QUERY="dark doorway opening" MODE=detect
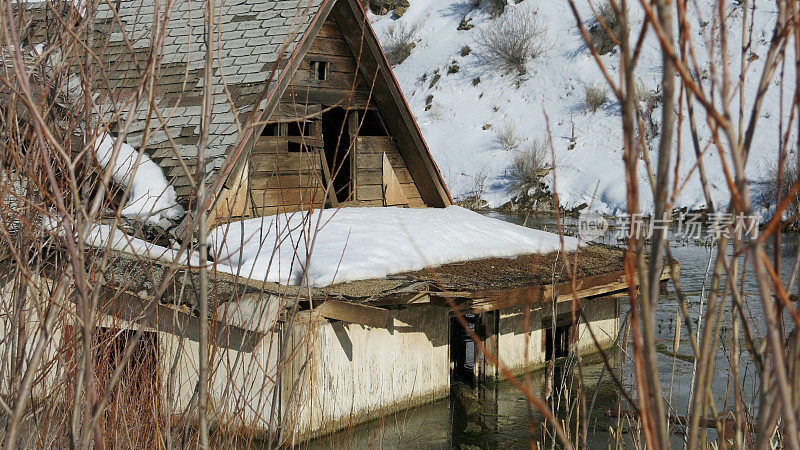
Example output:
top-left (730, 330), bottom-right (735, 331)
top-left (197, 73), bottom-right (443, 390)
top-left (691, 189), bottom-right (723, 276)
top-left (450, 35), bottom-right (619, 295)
top-left (450, 314), bottom-right (478, 383)
top-left (545, 321), bottom-right (571, 361)
top-left (321, 108), bottom-right (352, 204)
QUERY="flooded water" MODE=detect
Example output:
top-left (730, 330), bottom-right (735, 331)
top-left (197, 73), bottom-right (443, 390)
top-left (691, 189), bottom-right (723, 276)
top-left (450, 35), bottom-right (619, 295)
top-left (305, 212), bottom-right (798, 449)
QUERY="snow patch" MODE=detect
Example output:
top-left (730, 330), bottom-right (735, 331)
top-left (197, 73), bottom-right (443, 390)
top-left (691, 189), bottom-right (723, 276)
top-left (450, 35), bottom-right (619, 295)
top-left (208, 206), bottom-right (578, 287)
top-left (93, 133), bottom-right (184, 226)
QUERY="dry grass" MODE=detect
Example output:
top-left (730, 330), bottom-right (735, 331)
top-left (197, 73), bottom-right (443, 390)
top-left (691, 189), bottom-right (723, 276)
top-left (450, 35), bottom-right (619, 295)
top-left (382, 20), bottom-right (420, 66)
top-left (496, 121), bottom-right (522, 151)
top-left (508, 139), bottom-right (547, 199)
top-left (769, 155), bottom-right (800, 218)
top-left (476, 6), bottom-right (549, 75)
top-left (588, 2), bottom-right (624, 55)
top-left (584, 83), bottom-right (608, 112)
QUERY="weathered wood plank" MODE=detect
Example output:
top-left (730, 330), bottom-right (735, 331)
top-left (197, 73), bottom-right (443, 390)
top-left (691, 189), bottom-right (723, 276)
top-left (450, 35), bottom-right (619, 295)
top-left (249, 173), bottom-right (322, 190)
top-left (283, 88), bottom-right (371, 109)
top-left (307, 36), bottom-right (353, 58)
top-left (315, 299), bottom-right (389, 328)
top-left (250, 187), bottom-right (326, 208)
top-left (252, 137), bottom-right (321, 154)
top-left (250, 153), bottom-right (321, 172)
top-left (355, 169), bottom-right (381, 185)
top-left (431, 265), bottom-right (677, 314)
top-left (356, 136), bottom-right (394, 153)
top-left (356, 152), bottom-right (382, 170)
top-left (383, 152), bottom-right (408, 206)
top-left (357, 184), bottom-right (383, 202)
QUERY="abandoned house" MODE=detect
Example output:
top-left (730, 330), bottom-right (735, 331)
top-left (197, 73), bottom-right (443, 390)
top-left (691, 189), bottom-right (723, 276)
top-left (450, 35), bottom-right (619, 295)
top-left (2, 0), bottom-right (677, 444)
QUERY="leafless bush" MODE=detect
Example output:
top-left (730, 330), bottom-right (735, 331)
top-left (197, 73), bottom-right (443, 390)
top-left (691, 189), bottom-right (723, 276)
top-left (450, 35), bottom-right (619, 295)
top-left (635, 79), bottom-right (658, 106)
top-left (588, 1), bottom-right (624, 55)
top-left (584, 83), bottom-right (608, 112)
top-left (768, 155), bottom-right (800, 218)
top-left (496, 121), bottom-right (522, 151)
top-left (382, 20), bottom-right (419, 66)
top-left (457, 169), bottom-right (489, 210)
top-left (486, 0), bottom-right (507, 17)
top-left (508, 139), bottom-right (547, 199)
top-left (476, 6), bottom-right (549, 75)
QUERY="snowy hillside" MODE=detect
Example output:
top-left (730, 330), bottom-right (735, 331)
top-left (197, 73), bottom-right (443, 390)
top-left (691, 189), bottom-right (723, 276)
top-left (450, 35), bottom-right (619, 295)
top-left (368, 0), bottom-right (794, 217)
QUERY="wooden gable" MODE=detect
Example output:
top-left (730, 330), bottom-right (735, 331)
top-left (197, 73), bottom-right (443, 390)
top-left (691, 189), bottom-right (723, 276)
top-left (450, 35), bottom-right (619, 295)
top-left (213, 8), bottom-right (435, 222)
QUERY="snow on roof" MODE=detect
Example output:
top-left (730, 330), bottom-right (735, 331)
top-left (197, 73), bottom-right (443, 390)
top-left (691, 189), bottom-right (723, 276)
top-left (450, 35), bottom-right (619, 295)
top-left (43, 216), bottom-right (197, 264)
top-left (93, 133), bottom-right (184, 226)
top-left (209, 206), bottom-right (579, 287)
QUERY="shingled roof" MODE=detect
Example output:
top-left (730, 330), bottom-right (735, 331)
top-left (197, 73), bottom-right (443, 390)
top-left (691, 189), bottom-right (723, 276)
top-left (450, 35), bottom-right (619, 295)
top-left (5, 0), bottom-right (452, 215)
top-left (94, 0), bottom-right (327, 207)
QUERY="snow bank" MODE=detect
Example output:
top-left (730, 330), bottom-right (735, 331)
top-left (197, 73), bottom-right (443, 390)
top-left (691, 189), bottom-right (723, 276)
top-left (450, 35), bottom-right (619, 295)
top-left (209, 206), bottom-right (579, 287)
top-left (94, 133), bottom-right (184, 225)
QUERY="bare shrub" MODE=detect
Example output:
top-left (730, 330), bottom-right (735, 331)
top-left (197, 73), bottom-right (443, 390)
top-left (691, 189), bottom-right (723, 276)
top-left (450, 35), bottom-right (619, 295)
top-left (635, 79), bottom-right (658, 106)
top-left (584, 83), bottom-right (608, 112)
top-left (486, 0), bottom-right (506, 17)
top-left (457, 169), bottom-right (489, 210)
top-left (382, 20), bottom-right (420, 66)
top-left (496, 121), bottom-right (521, 151)
top-left (769, 155), bottom-right (800, 218)
top-left (508, 139), bottom-right (548, 199)
top-left (476, 6), bottom-right (549, 75)
top-left (588, 2), bottom-right (624, 55)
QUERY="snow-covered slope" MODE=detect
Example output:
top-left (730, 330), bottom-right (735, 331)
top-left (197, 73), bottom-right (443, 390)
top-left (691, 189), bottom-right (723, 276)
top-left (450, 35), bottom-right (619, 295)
top-left (369, 0), bottom-right (794, 217)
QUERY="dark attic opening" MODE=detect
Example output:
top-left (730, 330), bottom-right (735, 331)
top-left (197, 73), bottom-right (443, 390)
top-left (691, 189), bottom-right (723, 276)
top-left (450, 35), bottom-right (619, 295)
top-left (354, 110), bottom-right (388, 136)
top-left (311, 60), bottom-right (328, 81)
top-left (321, 108), bottom-right (352, 204)
top-left (287, 121), bottom-right (313, 153)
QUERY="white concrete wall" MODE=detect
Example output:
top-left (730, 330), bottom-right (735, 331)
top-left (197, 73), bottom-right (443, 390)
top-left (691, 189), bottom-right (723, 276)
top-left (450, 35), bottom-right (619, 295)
top-left (282, 304), bottom-right (451, 442)
top-left (492, 298), bottom-right (619, 378)
top-left (158, 324), bottom-right (281, 435)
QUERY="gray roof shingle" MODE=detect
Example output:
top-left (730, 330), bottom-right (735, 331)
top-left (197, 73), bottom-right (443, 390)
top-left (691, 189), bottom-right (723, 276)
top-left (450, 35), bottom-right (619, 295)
top-left (96, 0), bottom-right (326, 208)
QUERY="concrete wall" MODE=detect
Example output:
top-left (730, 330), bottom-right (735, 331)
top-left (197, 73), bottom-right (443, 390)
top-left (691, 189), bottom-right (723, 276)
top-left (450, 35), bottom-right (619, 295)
top-left (281, 304), bottom-right (450, 442)
top-left (486, 297), bottom-right (619, 379)
top-left (158, 323), bottom-right (281, 435)
top-left (150, 303), bottom-right (450, 443)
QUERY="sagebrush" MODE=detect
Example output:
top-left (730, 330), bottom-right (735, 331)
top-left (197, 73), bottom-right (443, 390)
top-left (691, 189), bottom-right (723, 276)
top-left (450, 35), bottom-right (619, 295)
top-left (585, 83), bottom-right (608, 112)
top-left (588, 2), bottom-right (624, 55)
top-left (476, 6), bottom-right (548, 75)
top-left (382, 20), bottom-right (419, 66)
top-left (508, 139), bottom-right (547, 199)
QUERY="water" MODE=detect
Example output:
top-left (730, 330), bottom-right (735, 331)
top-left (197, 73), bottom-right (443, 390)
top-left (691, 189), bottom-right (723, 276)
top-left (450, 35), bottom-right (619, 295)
top-left (306, 212), bottom-right (798, 449)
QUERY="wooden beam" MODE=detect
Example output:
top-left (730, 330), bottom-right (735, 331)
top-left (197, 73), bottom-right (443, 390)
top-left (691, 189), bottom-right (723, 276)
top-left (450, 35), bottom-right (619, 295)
top-left (432, 264), bottom-right (678, 314)
top-left (315, 299), bottom-right (390, 328)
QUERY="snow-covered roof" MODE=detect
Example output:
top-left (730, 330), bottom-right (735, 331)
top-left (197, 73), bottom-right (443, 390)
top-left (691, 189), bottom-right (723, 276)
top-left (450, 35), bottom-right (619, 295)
top-left (209, 206), bottom-right (579, 287)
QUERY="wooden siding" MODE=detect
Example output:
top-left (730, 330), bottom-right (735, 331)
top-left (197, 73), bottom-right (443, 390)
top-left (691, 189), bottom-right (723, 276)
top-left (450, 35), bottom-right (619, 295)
top-left (221, 14), bottom-right (428, 221)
